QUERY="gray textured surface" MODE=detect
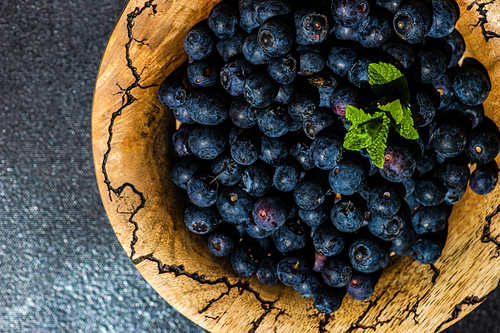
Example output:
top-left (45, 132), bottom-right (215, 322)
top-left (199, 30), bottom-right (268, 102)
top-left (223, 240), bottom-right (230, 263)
top-left (0, 0), bottom-right (499, 332)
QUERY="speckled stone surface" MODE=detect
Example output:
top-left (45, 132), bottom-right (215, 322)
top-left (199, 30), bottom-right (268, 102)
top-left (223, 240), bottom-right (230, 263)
top-left (0, 0), bottom-right (499, 332)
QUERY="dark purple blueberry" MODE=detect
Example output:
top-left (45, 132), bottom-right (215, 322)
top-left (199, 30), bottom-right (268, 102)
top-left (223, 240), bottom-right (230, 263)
top-left (184, 27), bottom-right (215, 60)
top-left (331, 0), bottom-right (370, 28)
top-left (431, 121), bottom-right (467, 158)
top-left (438, 159), bottom-right (470, 190)
top-left (331, 200), bottom-right (364, 233)
top-left (368, 209), bottom-right (407, 241)
top-left (313, 286), bottom-right (342, 313)
top-left (287, 90), bottom-right (317, 121)
top-left (245, 218), bottom-right (273, 239)
top-left (466, 129), bottom-right (500, 165)
top-left (257, 104), bottom-right (291, 137)
top-left (349, 237), bottom-right (388, 273)
top-left (414, 177), bottom-right (447, 206)
top-left (187, 174), bottom-right (218, 207)
top-left (241, 164), bottom-right (273, 197)
top-left (185, 89), bottom-right (228, 125)
top-left (379, 143), bottom-right (416, 182)
top-left (411, 205), bottom-right (448, 235)
top-left (299, 204), bottom-right (328, 227)
top-left (469, 166), bottom-right (498, 195)
top-left (367, 185), bottom-right (402, 218)
top-left (427, 0), bottom-right (457, 38)
top-left (296, 45), bottom-right (326, 76)
top-left (275, 82), bottom-right (296, 104)
top-left (310, 134), bottom-right (343, 170)
top-left (171, 157), bottom-right (200, 189)
top-left (346, 272), bottom-right (375, 300)
top-left (444, 184), bottom-right (467, 205)
top-left (231, 246), bottom-right (260, 277)
top-left (216, 29), bottom-right (247, 62)
top-left (411, 91), bottom-right (437, 128)
top-left (358, 13), bottom-right (393, 49)
top-left (443, 29), bottom-right (465, 68)
top-left (294, 7), bottom-right (329, 45)
top-left (393, 1), bottom-right (431, 44)
top-left (321, 257), bottom-right (352, 288)
top-left (348, 55), bottom-right (378, 89)
top-left (312, 225), bottom-right (345, 257)
top-left (255, 0), bottom-right (292, 25)
top-left (159, 79), bottom-right (187, 109)
top-left (290, 140), bottom-right (315, 170)
top-left (257, 20), bottom-right (293, 57)
top-left (220, 58), bottom-right (254, 96)
top-left (217, 186), bottom-right (254, 224)
top-left (273, 161), bottom-right (302, 192)
top-left (259, 136), bottom-right (288, 167)
top-left (208, 3), bottom-right (238, 39)
top-left (229, 96), bottom-right (258, 129)
top-left (414, 49), bottom-right (447, 84)
top-left (277, 255), bottom-right (310, 286)
top-left (239, 0), bottom-right (260, 33)
top-left (330, 85), bottom-right (362, 116)
top-left (172, 105), bottom-right (195, 124)
top-left (172, 125), bottom-right (193, 157)
top-left (208, 231), bottom-right (235, 257)
top-left (433, 73), bottom-right (455, 110)
top-left (273, 219), bottom-right (308, 253)
top-left (256, 256), bottom-right (279, 286)
top-left (413, 237), bottom-right (442, 264)
top-left (308, 74), bottom-right (339, 108)
top-left (294, 179), bottom-right (326, 210)
top-left (253, 196), bottom-right (288, 231)
top-left (327, 44), bottom-right (358, 77)
top-left (184, 205), bottom-right (219, 234)
top-left (294, 273), bottom-right (321, 298)
top-left (188, 125), bottom-right (226, 160)
top-left (242, 33), bottom-right (272, 65)
top-left (244, 72), bottom-right (279, 108)
top-left (303, 107), bottom-right (336, 139)
top-left (391, 224), bottom-right (417, 256)
top-left (335, 25), bottom-right (359, 41)
top-left (267, 53), bottom-right (298, 84)
top-left (187, 59), bottom-right (218, 88)
top-left (380, 41), bottom-right (416, 72)
top-left (329, 157), bottom-right (366, 194)
top-left (453, 68), bottom-right (491, 106)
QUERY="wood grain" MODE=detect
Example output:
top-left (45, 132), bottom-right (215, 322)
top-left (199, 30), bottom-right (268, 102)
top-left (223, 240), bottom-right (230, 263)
top-left (92, 0), bottom-right (500, 332)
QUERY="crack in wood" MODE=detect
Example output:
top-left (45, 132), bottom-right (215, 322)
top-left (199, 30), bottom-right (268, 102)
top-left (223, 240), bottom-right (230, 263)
top-left (481, 204), bottom-right (500, 256)
top-left (467, 0), bottom-right (500, 41)
top-left (433, 295), bottom-right (487, 332)
top-left (318, 314), bottom-right (331, 333)
top-left (430, 264), bottom-right (440, 284)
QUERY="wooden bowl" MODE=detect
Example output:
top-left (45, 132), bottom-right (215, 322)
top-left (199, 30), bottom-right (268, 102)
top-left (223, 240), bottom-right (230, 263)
top-left (92, 1), bottom-right (500, 332)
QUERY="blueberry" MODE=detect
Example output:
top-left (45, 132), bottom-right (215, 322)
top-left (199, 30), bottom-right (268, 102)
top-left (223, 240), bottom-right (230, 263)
top-left (313, 286), bottom-right (342, 313)
top-left (321, 257), bottom-right (352, 288)
top-left (346, 272), bottom-right (375, 301)
top-left (331, 200), bottom-right (364, 233)
top-left (411, 91), bottom-right (437, 128)
top-left (256, 256), bottom-right (279, 286)
top-left (411, 205), bottom-right (448, 235)
top-left (348, 55), bottom-right (378, 89)
top-left (466, 129), bottom-right (500, 165)
top-left (208, 4), bottom-right (238, 39)
top-left (391, 224), bottom-right (417, 256)
top-left (230, 129), bottom-right (259, 165)
top-left (393, 1), bottom-right (431, 44)
top-left (294, 273), bottom-right (321, 298)
top-left (310, 134), bottom-right (343, 170)
top-left (294, 179), bottom-right (326, 210)
top-left (453, 68), bottom-right (491, 106)
top-left (427, 0), bottom-right (457, 38)
top-left (273, 161), bottom-right (301, 192)
top-left (172, 125), bottom-right (194, 157)
top-left (257, 20), bottom-right (293, 57)
top-left (367, 185), bottom-right (402, 218)
top-left (376, 0), bottom-right (403, 13)
top-left (329, 157), bottom-right (366, 194)
top-left (229, 96), bottom-right (258, 129)
top-left (442, 29), bottom-right (465, 68)
top-left (187, 60), bottom-right (218, 87)
top-left (331, 0), bottom-right (370, 28)
top-left (245, 218), bottom-right (273, 239)
top-left (469, 166), bottom-right (498, 195)
top-left (253, 196), bottom-right (288, 231)
top-left (290, 140), bottom-right (315, 170)
top-left (368, 209), bottom-right (407, 241)
top-left (296, 46), bottom-right (326, 75)
top-left (308, 74), bottom-right (339, 108)
top-left (171, 156), bottom-right (200, 189)
top-left (259, 136), bottom-right (288, 167)
top-left (158, 79), bottom-right (187, 108)
top-left (184, 27), bottom-right (215, 60)
top-left (330, 85), bottom-right (362, 116)
top-left (185, 89), bottom-right (228, 125)
top-left (379, 143), bottom-right (416, 182)
top-left (220, 58), bottom-right (254, 96)
top-left (257, 104), bottom-right (291, 137)
top-left (267, 53), bottom-right (298, 84)
top-left (416, 151), bottom-right (437, 176)
top-left (242, 33), bottom-right (272, 65)
top-left (255, 0), bottom-right (292, 25)
top-left (432, 73), bottom-right (455, 111)
top-left (231, 246), bottom-right (260, 277)
top-left (287, 90), bottom-right (317, 121)
top-left (335, 25), bottom-right (359, 41)
top-left (380, 41), bottom-right (416, 72)
top-left (275, 82), bottom-right (296, 104)
top-left (208, 231), bottom-right (235, 257)
top-left (415, 177), bottom-right (447, 206)
top-left (241, 164), bottom-right (273, 197)
top-left (299, 204), bottom-right (328, 227)
top-left (216, 29), bottom-right (247, 62)
top-left (413, 237), bottom-right (442, 264)
top-left (239, 0), bottom-right (260, 33)
top-left (273, 219), bottom-right (308, 253)
top-left (358, 13), bottom-right (393, 49)
top-left (414, 49), bottom-right (447, 84)
top-left (172, 104), bottom-right (195, 124)
top-left (443, 183), bottom-right (466, 205)
top-left (187, 174), bottom-right (219, 207)
top-left (188, 125), bottom-right (226, 160)
top-left (312, 225), bottom-right (345, 257)
top-left (217, 186), bottom-right (254, 224)
top-left (327, 44), bottom-right (358, 77)
top-left (244, 72), bottom-right (279, 108)
top-left (303, 107), bottom-right (336, 139)
top-left (184, 205), bottom-right (219, 234)
top-left (277, 255), bottom-right (310, 286)
top-left (447, 101), bottom-right (484, 129)
top-left (438, 159), bottom-right (470, 190)
top-left (349, 237), bottom-right (388, 273)
top-left (294, 7), bottom-right (329, 45)
top-left (431, 121), bottom-right (467, 158)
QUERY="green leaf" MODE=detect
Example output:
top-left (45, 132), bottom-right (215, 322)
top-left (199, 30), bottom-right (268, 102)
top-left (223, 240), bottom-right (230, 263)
top-left (378, 99), bottom-right (403, 124)
top-left (366, 115), bottom-right (391, 168)
top-left (393, 105), bottom-right (419, 140)
top-left (343, 125), bottom-right (373, 151)
top-left (368, 62), bottom-right (409, 101)
top-left (345, 105), bottom-right (370, 125)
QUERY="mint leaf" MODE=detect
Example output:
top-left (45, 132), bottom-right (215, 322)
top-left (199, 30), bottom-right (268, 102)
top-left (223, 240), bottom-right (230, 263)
top-left (366, 115), bottom-right (391, 168)
top-left (393, 105), bottom-right (419, 140)
top-left (368, 62), bottom-right (410, 103)
top-left (343, 125), bottom-right (373, 150)
top-left (378, 99), bottom-right (403, 124)
top-left (345, 105), bottom-right (371, 125)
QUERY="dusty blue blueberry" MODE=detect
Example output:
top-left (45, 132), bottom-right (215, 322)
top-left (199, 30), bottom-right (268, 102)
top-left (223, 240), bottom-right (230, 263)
top-left (427, 0), bottom-right (457, 38)
top-left (216, 29), bottom-right (247, 62)
top-left (242, 33), bottom-right (272, 65)
top-left (453, 68), bottom-right (491, 106)
top-left (413, 237), bottom-right (442, 264)
top-left (346, 272), bottom-right (375, 300)
top-left (273, 161), bottom-right (302, 192)
top-left (244, 72), bottom-right (279, 108)
top-left (297, 46), bottom-right (326, 75)
top-left (211, 154), bottom-right (243, 186)
top-left (466, 129), bottom-right (500, 165)
top-left (231, 246), bottom-right (260, 277)
top-left (187, 174), bottom-right (218, 207)
top-left (256, 256), bottom-right (279, 286)
top-left (171, 156), bottom-right (200, 189)
top-left (185, 89), bottom-right (228, 125)
top-left (358, 13), bottom-right (393, 48)
top-left (184, 205), bottom-right (219, 234)
top-left (257, 104), bottom-right (290, 137)
top-left (469, 166), bottom-right (498, 195)
top-left (415, 178), bottom-right (447, 207)
top-left (273, 219), bottom-right (308, 253)
top-left (411, 205), bottom-right (448, 234)
top-left (329, 157), bottom-right (366, 194)
top-left (184, 27), bottom-right (215, 60)
top-left (393, 1), bottom-right (431, 44)
top-left (321, 257), bottom-right (352, 288)
top-left (188, 125), bottom-right (226, 160)
top-left (312, 225), bottom-right (345, 257)
top-left (259, 136), bottom-right (288, 167)
top-left (331, 200), bottom-right (364, 233)
top-left (277, 255), bottom-right (310, 286)
top-left (294, 7), bottom-right (329, 45)
top-left (158, 79), bottom-right (187, 108)
top-left (294, 179), bottom-right (326, 210)
top-left (208, 231), bottom-right (235, 257)
top-left (368, 209), bottom-right (407, 241)
top-left (294, 273), bottom-right (321, 298)
top-left (255, 0), bottom-right (292, 25)
top-left (326, 44), bottom-right (358, 77)
top-left (208, 3), bottom-right (238, 39)
top-left (187, 60), bottom-right (218, 87)
top-left (241, 164), bottom-right (273, 197)
top-left (313, 286), bottom-right (342, 314)
top-left (299, 204), bottom-right (328, 228)
top-left (391, 224), bottom-right (417, 256)
top-left (257, 20), bottom-right (293, 57)
top-left (349, 237), bottom-right (388, 273)
top-left (217, 186), bottom-right (254, 224)
top-left (267, 53), bottom-right (298, 84)
top-left (220, 58), bottom-right (254, 96)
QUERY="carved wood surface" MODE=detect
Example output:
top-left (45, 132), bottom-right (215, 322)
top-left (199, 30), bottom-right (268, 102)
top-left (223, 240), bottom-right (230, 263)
top-left (92, 1), bottom-right (500, 332)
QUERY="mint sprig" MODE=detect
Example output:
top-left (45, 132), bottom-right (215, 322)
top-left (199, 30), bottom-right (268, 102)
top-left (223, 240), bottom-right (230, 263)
top-left (343, 62), bottom-right (419, 168)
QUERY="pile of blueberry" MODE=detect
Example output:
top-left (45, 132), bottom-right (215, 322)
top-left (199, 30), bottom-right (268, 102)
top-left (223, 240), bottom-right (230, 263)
top-left (159, 0), bottom-right (500, 314)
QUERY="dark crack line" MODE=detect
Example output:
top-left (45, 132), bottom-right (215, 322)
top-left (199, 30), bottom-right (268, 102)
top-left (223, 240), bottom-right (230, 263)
top-left (403, 298), bottom-right (420, 325)
top-left (318, 314), bottom-right (331, 333)
top-left (344, 292), bottom-right (386, 333)
top-left (467, 0), bottom-right (500, 41)
top-left (133, 253), bottom-right (286, 332)
top-left (430, 264), bottom-right (440, 284)
top-left (433, 296), bottom-right (487, 332)
top-left (481, 204), bottom-right (500, 256)
top-left (101, 0), bottom-right (158, 260)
